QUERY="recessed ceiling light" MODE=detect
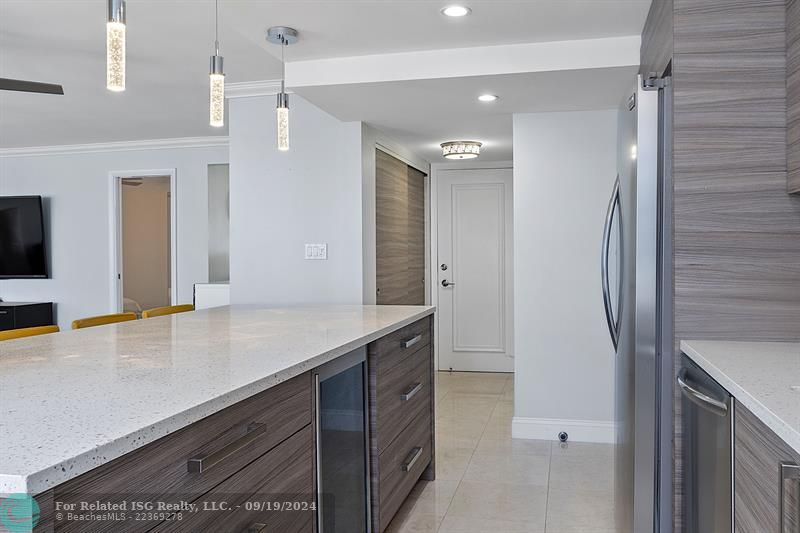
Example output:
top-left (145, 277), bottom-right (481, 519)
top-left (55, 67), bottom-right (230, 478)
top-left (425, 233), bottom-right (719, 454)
top-left (478, 94), bottom-right (499, 102)
top-left (442, 5), bottom-right (472, 17)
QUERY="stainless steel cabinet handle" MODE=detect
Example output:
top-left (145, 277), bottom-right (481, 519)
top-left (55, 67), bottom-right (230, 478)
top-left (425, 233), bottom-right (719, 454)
top-left (402, 446), bottom-right (423, 472)
top-left (601, 176), bottom-right (621, 351)
top-left (401, 382), bottom-right (423, 401)
top-left (187, 422), bottom-right (266, 473)
top-left (780, 462), bottom-right (800, 533)
top-left (676, 369), bottom-right (728, 417)
top-left (402, 334), bottom-right (422, 349)
top-left (245, 524), bottom-right (268, 533)
top-left (441, 279), bottom-right (455, 288)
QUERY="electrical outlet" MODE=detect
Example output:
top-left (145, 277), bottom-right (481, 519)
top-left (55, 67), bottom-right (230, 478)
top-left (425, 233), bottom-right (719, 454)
top-left (305, 243), bottom-right (328, 260)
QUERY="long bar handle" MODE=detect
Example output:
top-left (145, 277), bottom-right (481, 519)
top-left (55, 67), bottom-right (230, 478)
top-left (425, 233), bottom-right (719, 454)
top-left (402, 334), bottom-right (422, 349)
top-left (601, 176), bottom-right (620, 351)
top-left (676, 369), bottom-right (728, 417)
top-left (780, 462), bottom-right (800, 533)
top-left (244, 524), bottom-right (268, 533)
top-left (402, 446), bottom-right (423, 472)
top-left (401, 382), bottom-right (423, 401)
top-left (187, 422), bottom-right (266, 473)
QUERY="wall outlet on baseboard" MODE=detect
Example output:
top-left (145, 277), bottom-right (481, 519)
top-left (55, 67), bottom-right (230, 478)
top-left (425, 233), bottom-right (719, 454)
top-left (305, 243), bottom-right (328, 260)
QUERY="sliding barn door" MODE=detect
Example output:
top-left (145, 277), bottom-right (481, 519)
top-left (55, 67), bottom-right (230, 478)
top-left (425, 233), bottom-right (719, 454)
top-left (376, 149), bottom-right (426, 305)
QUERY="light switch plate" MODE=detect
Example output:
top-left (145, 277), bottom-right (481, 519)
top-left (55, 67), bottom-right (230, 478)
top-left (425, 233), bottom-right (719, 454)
top-left (305, 243), bottom-right (328, 260)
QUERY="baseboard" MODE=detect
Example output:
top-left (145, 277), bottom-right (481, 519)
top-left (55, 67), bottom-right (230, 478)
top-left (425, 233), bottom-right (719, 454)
top-left (511, 416), bottom-right (616, 444)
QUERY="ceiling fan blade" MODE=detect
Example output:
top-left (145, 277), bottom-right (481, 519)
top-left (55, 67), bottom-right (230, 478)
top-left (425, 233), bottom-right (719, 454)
top-left (0, 78), bottom-right (64, 95)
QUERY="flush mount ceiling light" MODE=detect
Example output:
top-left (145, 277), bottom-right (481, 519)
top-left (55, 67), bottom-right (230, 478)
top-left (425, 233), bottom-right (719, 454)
top-left (441, 5), bottom-right (472, 17)
top-left (209, 0), bottom-right (225, 128)
top-left (267, 26), bottom-right (299, 152)
top-left (441, 141), bottom-right (482, 160)
top-left (478, 94), bottom-right (499, 102)
top-left (106, 0), bottom-right (126, 91)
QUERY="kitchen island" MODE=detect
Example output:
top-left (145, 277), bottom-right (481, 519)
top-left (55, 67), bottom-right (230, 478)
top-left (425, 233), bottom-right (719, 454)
top-left (0, 304), bottom-right (435, 532)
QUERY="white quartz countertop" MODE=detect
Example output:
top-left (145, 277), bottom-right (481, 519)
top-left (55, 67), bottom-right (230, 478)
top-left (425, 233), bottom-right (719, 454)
top-left (681, 340), bottom-right (800, 455)
top-left (0, 305), bottom-right (434, 494)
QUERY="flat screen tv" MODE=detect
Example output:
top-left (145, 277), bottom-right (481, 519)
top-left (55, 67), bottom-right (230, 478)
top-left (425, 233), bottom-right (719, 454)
top-left (0, 196), bottom-right (48, 279)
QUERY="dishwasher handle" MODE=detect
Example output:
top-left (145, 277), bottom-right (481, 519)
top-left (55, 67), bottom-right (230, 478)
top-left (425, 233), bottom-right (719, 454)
top-left (677, 368), bottom-right (728, 417)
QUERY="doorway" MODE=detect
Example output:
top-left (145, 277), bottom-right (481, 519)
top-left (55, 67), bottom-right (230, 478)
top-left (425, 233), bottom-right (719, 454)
top-left (375, 148), bottom-right (427, 305)
top-left (110, 170), bottom-right (177, 315)
top-left (435, 167), bottom-right (514, 372)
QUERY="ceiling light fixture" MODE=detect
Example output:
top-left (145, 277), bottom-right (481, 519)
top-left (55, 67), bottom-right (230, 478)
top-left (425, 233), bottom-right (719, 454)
top-left (442, 5), bottom-right (472, 17)
top-left (441, 141), bottom-right (482, 160)
top-left (267, 26), bottom-right (299, 152)
top-left (478, 94), bottom-right (499, 102)
top-left (209, 0), bottom-right (225, 127)
top-left (106, 0), bottom-right (126, 91)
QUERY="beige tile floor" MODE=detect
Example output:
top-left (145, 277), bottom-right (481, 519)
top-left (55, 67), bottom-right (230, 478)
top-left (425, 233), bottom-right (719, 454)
top-left (386, 371), bottom-right (617, 533)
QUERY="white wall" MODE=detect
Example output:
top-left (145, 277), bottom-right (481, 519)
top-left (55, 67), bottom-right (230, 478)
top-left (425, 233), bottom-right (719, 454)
top-left (0, 144), bottom-right (228, 329)
top-left (207, 163), bottom-right (230, 283)
top-left (228, 95), bottom-right (364, 305)
top-left (512, 109), bottom-right (618, 443)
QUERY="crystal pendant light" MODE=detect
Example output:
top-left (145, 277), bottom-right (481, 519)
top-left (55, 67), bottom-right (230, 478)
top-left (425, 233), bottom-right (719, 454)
top-left (209, 0), bottom-right (225, 127)
top-left (267, 27), bottom-right (298, 152)
top-left (106, 0), bottom-right (126, 92)
top-left (441, 141), bottom-right (482, 160)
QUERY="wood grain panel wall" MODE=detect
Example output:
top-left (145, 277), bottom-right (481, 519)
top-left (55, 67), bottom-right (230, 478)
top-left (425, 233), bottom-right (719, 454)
top-left (642, 0), bottom-right (800, 530)
top-left (788, 0), bottom-right (800, 192)
top-left (673, 0), bottom-right (800, 531)
top-left (375, 149), bottom-right (426, 305)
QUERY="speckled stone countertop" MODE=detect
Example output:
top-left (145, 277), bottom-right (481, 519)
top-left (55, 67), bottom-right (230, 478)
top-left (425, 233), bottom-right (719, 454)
top-left (681, 340), bottom-right (800, 454)
top-left (0, 305), bottom-right (434, 494)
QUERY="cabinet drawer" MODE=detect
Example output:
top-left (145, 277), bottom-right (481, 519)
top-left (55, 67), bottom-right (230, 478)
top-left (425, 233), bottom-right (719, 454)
top-left (153, 425), bottom-right (315, 533)
top-left (50, 373), bottom-right (312, 533)
top-left (376, 345), bottom-right (431, 453)
top-left (372, 318), bottom-right (431, 380)
top-left (378, 412), bottom-right (432, 532)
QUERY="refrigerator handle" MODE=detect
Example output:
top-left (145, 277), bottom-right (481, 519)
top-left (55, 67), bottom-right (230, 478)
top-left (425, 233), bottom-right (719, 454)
top-left (601, 176), bottom-right (621, 350)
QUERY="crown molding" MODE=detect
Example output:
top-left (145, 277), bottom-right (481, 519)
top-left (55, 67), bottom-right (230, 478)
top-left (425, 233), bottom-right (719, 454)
top-left (0, 136), bottom-right (229, 158)
top-left (226, 79), bottom-right (287, 99)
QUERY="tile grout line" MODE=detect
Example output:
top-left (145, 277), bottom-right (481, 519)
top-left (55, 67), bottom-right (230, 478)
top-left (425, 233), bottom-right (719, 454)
top-left (543, 440), bottom-right (554, 533)
top-left (435, 376), bottom-right (503, 532)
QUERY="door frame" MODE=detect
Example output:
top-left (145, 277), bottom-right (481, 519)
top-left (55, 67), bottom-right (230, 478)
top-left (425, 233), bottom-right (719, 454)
top-left (430, 160), bottom-right (513, 373)
top-left (108, 169), bottom-right (178, 313)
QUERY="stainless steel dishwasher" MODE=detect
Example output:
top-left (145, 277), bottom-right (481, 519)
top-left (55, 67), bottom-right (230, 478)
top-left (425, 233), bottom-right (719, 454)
top-left (679, 354), bottom-right (733, 533)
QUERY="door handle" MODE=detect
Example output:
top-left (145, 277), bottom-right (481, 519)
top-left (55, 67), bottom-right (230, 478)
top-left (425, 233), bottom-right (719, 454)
top-left (402, 334), bottom-right (422, 349)
top-left (601, 176), bottom-right (621, 350)
top-left (676, 369), bottom-right (728, 417)
top-left (780, 462), bottom-right (800, 533)
top-left (244, 524), bottom-right (268, 533)
top-left (441, 280), bottom-right (455, 288)
top-left (401, 382), bottom-right (423, 401)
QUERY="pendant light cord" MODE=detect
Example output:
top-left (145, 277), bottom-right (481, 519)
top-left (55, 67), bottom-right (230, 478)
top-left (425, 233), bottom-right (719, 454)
top-left (281, 36), bottom-right (286, 93)
top-left (214, 0), bottom-right (220, 55)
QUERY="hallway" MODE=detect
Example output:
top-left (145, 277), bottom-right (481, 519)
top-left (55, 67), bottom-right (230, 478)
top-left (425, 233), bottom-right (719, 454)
top-left (387, 372), bottom-right (617, 533)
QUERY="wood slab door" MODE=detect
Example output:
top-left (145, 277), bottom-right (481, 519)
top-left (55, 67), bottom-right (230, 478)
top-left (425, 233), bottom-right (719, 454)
top-left (376, 149), bottom-right (426, 305)
top-left (436, 168), bottom-right (514, 372)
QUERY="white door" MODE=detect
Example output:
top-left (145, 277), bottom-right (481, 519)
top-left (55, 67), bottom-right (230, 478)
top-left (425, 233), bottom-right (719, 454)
top-left (437, 168), bottom-right (514, 372)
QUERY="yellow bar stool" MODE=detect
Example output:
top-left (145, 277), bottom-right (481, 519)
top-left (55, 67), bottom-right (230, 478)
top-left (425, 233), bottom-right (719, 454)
top-left (142, 304), bottom-right (195, 319)
top-left (0, 325), bottom-right (60, 341)
top-left (72, 312), bottom-right (138, 330)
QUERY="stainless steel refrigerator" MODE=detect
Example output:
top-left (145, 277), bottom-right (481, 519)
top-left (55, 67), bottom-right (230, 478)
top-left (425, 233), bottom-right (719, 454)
top-left (601, 73), bottom-right (673, 533)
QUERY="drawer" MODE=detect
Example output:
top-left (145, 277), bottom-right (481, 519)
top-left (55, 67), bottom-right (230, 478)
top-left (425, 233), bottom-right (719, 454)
top-left (371, 318), bottom-right (431, 380)
top-left (153, 425), bottom-right (315, 533)
top-left (50, 373), bottom-right (312, 533)
top-left (376, 345), bottom-right (431, 453)
top-left (378, 412), bottom-right (432, 532)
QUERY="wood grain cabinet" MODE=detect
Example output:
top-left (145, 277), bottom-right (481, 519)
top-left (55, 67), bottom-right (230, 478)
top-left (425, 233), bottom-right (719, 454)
top-left (368, 316), bottom-right (435, 533)
top-left (34, 373), bottom-right (315, 533)
top-left (789, 0), bottom-right (800, 193)
top-left (735, 401), bottom-right (800, 533)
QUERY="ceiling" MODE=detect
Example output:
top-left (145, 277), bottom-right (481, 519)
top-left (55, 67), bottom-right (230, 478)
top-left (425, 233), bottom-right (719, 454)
top-left (297, 66), bottom-right (639, 162)
top-left (0, 1), bottom-right (651, 150)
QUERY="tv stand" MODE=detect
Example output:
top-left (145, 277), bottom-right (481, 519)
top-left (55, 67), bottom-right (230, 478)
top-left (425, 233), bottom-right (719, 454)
top-left (0, 302), bottom-right (54, 331)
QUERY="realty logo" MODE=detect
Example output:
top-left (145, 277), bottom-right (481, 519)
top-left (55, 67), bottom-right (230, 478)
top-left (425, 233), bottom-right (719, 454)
top-left (0, 493), bottom-right (40, 533)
